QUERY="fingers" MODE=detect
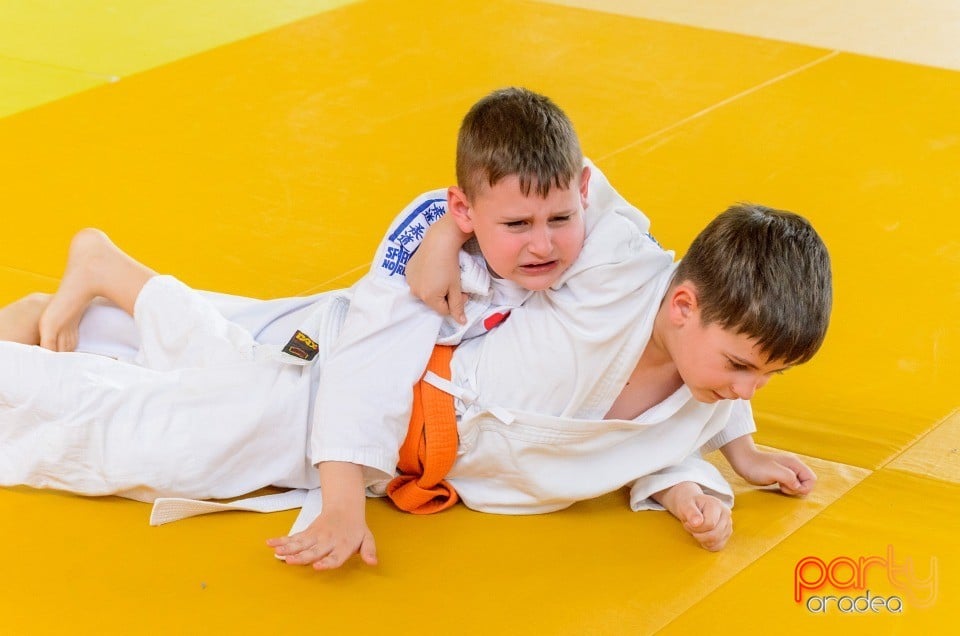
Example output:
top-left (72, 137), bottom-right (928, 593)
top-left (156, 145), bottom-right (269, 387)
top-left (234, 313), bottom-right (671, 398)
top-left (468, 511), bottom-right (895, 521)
top-left (794, 465), bottom-right (817, 495)
top-left (266, 528), bottom-right (378, 570)
top-left (690, 511), bottom-right (733, 551)
top-left (447, 290), bottom-right (467, 325)
top-left (680, 499), bottom-right (705, 530)
top-left (770, 455), bottom-right (817, 496)
top-left (267, 531), bottom-right (333, 566)
top-left (416, 290), bottom-right (467, 324)
top-left (683, 496), bottom-right (732, 551)
top-left (358, 530), bottom-right (378, 566)
top-left (780, 456), bottom-right (817, 495)
top-left (419, 292), bottom-right (450, 317)
top-left (767, 462), bottom-right (803, 494)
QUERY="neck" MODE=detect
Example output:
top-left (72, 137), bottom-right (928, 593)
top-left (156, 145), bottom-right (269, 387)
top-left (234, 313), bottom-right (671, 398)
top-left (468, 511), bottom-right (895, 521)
top-left (642, 301), bottom-right (674, 368)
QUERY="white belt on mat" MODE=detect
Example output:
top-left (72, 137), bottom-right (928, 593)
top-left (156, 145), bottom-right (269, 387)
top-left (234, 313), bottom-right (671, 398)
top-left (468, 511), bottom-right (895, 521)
top-left (149, 487), bottom-right (322, 534)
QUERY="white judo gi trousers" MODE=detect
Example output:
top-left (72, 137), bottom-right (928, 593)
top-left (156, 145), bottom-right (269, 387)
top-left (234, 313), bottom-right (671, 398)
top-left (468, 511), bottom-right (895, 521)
top-left (0, 276), bottom-right (320, 502)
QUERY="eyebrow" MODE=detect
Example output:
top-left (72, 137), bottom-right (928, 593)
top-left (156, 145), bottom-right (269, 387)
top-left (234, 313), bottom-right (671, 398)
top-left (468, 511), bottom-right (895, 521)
top-left (728, 354), bottom-right (791, 374)
top-left (499, 209), bottom-right (577, 221)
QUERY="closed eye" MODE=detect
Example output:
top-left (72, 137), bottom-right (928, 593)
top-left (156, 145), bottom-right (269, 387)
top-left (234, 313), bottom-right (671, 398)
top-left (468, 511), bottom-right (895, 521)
top-left (726, 359), bottom-right (750, 372)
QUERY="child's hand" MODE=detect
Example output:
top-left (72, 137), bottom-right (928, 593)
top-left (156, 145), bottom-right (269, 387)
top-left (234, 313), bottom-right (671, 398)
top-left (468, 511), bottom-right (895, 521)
top-left (266, 508), bottom-right (378, 570)
top-left (654, 481), bottom-right (732, 551)
top-left (736, 450), bottom-right (817, 496)
top-left (406, 214), bottom-right (470, 324)
top-left (720, 435), bottom-right (816, 496)
top-left (675, 491), bottom-right (733, 552)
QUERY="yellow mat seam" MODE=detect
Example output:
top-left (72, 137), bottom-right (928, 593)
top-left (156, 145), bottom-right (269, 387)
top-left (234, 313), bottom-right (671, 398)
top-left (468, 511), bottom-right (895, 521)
top-left (876, 407), bottom-right (959, 471)
top-left (597, 49), bottom-right (841, 163)
top-left (0, 265), bottom-right (58, 284)
top-left (0, 54), bottom-right (119, 83)
top-left (296, 262), bottom-right (370, 295)
top-left (655, 448), bottom-right (873, 633)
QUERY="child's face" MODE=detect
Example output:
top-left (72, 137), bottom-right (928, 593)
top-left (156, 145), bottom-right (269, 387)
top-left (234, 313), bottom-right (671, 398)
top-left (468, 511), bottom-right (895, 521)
top-left (451, 167), bottom-right (589, 291)
top-left (673, 319), bottom-right (791, 404)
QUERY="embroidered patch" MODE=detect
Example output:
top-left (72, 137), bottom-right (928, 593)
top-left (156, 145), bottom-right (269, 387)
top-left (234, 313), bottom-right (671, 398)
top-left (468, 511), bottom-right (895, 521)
top-left (379, 196), bottom-right (447, 278)
top-left (281, 330), bottom-right (320, 361)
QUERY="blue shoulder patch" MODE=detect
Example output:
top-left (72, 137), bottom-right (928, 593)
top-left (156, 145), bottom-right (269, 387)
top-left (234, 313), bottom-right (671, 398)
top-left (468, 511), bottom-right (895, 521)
top-left (379, 197), bottom-right (447, 277)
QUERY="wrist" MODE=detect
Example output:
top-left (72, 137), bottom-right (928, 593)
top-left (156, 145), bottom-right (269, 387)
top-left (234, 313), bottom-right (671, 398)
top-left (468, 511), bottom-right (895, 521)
top-left (720, 435), bottom-right (758, 472)
top-left (654, 481), bottom-right (703, 513)
top-left (435, 213), bottom-right (472, 246)
top-left (318, 461), bottom-right (366, 513)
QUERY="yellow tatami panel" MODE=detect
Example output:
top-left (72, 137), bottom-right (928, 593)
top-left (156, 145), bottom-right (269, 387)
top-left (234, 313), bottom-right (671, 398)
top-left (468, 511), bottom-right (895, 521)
top-left (660, 469), bottom-right (959, 632)
top-left (888, 410), bottom-right (960, 483)
top-left (0, 57), bottom-right (104, 118)
top-left (593, 52), bottom-right (960, 469)
top-left (0, 0), bottom-right (830, 299)
top-left (0, 1), bottom-right (357, 115)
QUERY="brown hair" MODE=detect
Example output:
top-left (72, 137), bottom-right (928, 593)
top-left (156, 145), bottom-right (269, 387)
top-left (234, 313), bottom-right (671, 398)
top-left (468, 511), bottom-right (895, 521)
top-left (674, 203), bottom-right (833, 365)
top-left (456, 87), bottom-right (582, 199)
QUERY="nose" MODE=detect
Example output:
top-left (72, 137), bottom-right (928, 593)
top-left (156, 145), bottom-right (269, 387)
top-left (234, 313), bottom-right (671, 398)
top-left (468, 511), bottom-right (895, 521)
top-left (731, 375), bottom-right (768, 400)
top-left (527, 225), bottom-right (552, 258)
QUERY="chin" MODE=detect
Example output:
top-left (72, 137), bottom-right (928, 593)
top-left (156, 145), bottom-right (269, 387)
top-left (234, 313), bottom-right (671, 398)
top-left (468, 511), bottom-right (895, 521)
top-left (521, 279), bottom-right (555, 291)
top-left (693, 389), bottom-right (721, 404)
top-left (510, 272), bottom-right (559, 291)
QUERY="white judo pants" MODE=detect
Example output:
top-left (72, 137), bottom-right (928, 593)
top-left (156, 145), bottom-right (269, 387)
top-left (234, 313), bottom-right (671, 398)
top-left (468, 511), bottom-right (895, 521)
top-left (75, 287), bottom-right (324, 361)
top-left (0, 276), bottom-right (320, 502)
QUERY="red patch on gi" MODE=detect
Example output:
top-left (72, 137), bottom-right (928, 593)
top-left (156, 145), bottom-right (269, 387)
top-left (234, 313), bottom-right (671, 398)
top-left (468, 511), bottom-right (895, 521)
top-left (483, 311), bottom-right (511, 331)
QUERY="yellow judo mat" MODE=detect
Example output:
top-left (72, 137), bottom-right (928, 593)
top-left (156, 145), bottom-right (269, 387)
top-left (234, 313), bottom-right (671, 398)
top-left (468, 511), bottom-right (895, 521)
top-left (1, 1), bottom-right (957, 633)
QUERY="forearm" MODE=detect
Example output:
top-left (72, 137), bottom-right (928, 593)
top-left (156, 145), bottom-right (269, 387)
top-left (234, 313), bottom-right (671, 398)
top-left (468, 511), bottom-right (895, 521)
top-left (405, 212), bottom-right (473, 320)
top-left (426, 212), bottom-right (472, 248)
top-left (318, 461), bottom-right (367, 516)
top-left (719, 433), bottom-right (760, 473)
top-left (406, 212), bottom-right (472, 287)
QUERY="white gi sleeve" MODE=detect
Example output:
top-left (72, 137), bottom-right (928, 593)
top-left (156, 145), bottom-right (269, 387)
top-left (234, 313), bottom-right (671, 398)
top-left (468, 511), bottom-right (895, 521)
top-left (699, 399), bottom-right (757, 454)
top-left (550, 161), bottom-right (672, 329)
top-left (627, 454), bottom-right (735, 511)
top-left (309, 190), bottom-right (448, 486)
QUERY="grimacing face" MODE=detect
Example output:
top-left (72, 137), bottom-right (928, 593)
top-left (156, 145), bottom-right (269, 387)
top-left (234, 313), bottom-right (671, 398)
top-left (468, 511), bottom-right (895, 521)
top-left (452, 167), bottom-right (590, 291)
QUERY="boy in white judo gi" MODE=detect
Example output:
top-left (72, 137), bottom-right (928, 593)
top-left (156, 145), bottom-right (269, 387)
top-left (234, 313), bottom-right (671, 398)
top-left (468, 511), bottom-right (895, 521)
top-left (0, 88), bottom-right (827, 569)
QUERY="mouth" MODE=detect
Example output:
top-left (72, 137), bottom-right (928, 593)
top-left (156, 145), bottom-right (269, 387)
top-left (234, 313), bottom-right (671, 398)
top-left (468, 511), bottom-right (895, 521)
top-left (711, 391), bottom-right (727, 401)
top-left (519, 260), bottom-right (558, 274)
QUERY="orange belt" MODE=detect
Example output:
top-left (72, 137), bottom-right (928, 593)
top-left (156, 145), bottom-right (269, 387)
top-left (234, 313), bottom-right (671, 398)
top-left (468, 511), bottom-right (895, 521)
top-left (385, 345), bottom-right (460, 514)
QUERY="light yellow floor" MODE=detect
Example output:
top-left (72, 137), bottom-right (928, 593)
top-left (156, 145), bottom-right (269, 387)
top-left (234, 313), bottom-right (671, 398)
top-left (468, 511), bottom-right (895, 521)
top-left (0, 1), bottom-right (957, 633)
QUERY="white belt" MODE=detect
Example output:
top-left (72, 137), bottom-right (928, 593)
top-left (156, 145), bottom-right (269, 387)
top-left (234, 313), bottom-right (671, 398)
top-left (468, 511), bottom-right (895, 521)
top-left (150, 487), bottom-right (323, 541)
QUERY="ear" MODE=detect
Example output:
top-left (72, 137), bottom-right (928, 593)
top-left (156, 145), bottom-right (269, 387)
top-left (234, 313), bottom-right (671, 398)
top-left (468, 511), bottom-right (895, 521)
top-left (578, 165), bottom-right (591, 208)
top-left (667, 282), bottom-right (700, 327)
top-left (446, 186), bottom-right (475, 234)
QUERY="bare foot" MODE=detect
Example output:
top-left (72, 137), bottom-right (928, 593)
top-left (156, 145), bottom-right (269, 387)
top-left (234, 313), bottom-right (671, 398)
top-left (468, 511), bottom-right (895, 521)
top-left (0, 293), bottom-right (52, 345)
top-left (38, 229), bottom-right (114, 351)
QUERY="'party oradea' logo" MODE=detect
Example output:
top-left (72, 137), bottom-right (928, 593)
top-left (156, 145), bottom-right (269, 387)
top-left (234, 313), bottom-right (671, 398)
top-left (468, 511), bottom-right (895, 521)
top-left (794, 545), bottom-right (938, 614)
